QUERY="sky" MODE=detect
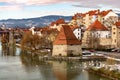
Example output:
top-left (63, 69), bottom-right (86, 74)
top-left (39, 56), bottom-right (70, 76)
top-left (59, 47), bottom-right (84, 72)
top-left (0, 0), bottom-right (120, 19)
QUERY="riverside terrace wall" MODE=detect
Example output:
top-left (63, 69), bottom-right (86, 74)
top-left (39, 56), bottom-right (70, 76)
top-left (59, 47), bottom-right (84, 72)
top-left (40, 56), bottom-right (107, 62)
top-left (52, 45), bottom-right (82, 57)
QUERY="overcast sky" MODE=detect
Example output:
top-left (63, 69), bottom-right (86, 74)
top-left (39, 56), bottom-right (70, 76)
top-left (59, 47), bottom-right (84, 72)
top-left (0, 0), bottom-right (119, 19)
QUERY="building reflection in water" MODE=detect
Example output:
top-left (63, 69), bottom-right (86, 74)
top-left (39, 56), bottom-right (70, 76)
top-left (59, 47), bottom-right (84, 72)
top-left (52, 61), bottom-right (83, 80)
top-left (20, 50), bottom-right (84, 80)
top-left (1, 43), bottom-right (16, 56)
top-left (20, 50), bottom-right (56, 80)
top-left (20, 50), bottom-right (109, 80)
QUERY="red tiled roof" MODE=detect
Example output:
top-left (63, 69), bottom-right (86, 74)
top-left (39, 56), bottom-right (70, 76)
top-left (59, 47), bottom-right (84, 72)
top-left (87, 10), bottom-right (100, 16)
top-left (86, 20), bottom-right (108, 31)
top-left (70, 26), bottom-right (79, 30)
top-left (53, 25), bottom-right (81, 45)
top-left (50, 22), bottom-right (56, 26)
top-left (100, 10), bottom-right (112, 16)
top-left (72, 10), bottom-right (112, 19)
top-left (72, 13), bottom-right (86, 20)
top-left (50, 18), bottom-right (65, 26)
top-left (115, 22), bottom-right (120, 29)
top-left (116, 22), bottom-right (120, 26)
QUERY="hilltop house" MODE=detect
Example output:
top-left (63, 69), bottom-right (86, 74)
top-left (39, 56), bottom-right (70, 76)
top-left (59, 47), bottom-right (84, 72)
top-left (71, 10), bottom-right (118, 30)
top-left (52, 25), bottom-right (82, 57)
top-left (50, 18), bottom-right (66, 31)
top-left (82, 20), bottom-right (111, 49)
top-left (104, 11), bottom-right (118, 30)
top-left (111, 21), bottom-right (120, 48)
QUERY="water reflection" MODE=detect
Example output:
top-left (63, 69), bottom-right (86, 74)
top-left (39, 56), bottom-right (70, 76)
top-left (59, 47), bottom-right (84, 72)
top-left (0, 42), bottom-right (109, 80)
top-left (19, 50), bottom-right (109, 80)
top-left (1, 43), bottom-right (16, 56)
top-left (52, 61), bottom-right (82, 80)
top-left (20, 50), bottom-right (40, 71)
top-left (20, 50), bottom-right (56, 80)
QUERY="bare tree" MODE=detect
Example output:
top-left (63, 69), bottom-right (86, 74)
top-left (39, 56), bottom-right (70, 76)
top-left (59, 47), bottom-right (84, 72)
top-left (21, 31), bottom-right (44, 53)
top-left (87, 31), bottom-right (100, 49)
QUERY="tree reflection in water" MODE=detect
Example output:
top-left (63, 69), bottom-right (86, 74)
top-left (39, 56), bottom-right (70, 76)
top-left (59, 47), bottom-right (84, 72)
top-left (19, 50), bottom-right (109, 80)
top-left (20, 50), bottom-right (83, 80)
top-left (20, 50), bottom-right (40, 71)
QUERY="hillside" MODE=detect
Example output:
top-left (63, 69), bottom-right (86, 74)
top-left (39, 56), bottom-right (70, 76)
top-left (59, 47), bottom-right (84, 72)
top-left (0, 15), bottom-right (72, 28)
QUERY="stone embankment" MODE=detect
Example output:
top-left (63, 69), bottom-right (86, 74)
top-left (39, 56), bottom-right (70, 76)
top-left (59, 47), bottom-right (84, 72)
top-left (39, 55), bottom-right (106, 61)
top-left (87, 67), bottom-right (120, 80)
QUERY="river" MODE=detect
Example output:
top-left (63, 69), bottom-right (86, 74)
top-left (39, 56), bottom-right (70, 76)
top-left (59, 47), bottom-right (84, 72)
top-left (0, 44), bottom-right (109, 80)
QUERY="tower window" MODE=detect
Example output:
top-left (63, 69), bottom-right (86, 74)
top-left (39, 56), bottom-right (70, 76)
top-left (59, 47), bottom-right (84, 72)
top-left (115, 39), bottom-right (116, 43)
top-left (113, 32), bottom-right (115, 34)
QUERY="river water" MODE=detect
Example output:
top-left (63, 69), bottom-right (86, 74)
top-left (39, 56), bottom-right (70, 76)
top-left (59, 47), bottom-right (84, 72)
top-left (0, 45), bottom-right (109, 80)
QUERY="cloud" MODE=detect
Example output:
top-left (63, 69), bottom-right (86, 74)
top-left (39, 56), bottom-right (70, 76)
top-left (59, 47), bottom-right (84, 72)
top-left (0, 0), bottom-right (74, 5)
top-left (0, 5), bottom-right (22, 11)
top-left (72, 0), bottom-right (120, 9)
top-left (0, 0), bottom-right (119, 14)
top-left (0, 0), bottom-right (119, 9)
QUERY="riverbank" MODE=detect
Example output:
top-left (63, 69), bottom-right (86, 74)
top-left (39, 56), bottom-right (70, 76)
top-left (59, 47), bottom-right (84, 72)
top-left (87, 67), bottom-right (120, 80)
top-left (39, 55), bottom-right (106, 61)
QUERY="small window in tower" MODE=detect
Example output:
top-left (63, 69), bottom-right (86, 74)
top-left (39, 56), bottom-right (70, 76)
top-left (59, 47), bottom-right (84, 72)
top-left (115, 39), bottom-right (116, 43)
top-left (113, 32), bottom-right (115, 34)
top-left (78, 33), bottom-right (79, 35)
top-left (106, 35), bottom-right (107, 38)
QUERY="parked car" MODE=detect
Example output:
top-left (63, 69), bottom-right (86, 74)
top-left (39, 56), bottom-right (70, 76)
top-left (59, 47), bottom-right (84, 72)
top-left (96, 52), bottom-right (103, 56)
top-left (111, 48), bottom-right (118, 52)
top-left (89, 49), bottom-right (96, 52)
top-left (111, 48), bottom-right (120, 53)
top-left (82, 51), bottom-right (92, 56)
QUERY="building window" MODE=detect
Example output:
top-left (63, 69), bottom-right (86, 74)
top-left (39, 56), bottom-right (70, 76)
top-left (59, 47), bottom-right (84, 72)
top-left (113, 32), bottom-right (115, 34)
top-left (78, 33), bottom-right (79, 35)
top-left (103, 18), bottom-right (104, 20)
top-left (115, 39), bottom-right (116, 43)
top-left (106, 35), bottom-right (107, 38)
top-left (113, 28), bottom-right (116, 30)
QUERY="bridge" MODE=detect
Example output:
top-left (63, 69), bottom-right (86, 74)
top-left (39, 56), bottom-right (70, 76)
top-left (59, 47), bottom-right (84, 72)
top-left (0, 31), bottom-right (9, 34)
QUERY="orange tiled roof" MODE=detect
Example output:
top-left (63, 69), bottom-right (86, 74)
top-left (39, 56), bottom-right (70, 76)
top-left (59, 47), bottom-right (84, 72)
top-left (116, 22), bottom-right (120, 29)
top-left (50, 18), bottom-right (65, 26)
top-left (53, 25), bottom-right (81, 45)
top-left (72, 13), bottom-right (86, 20)
top-left (70, 26), bottom-right (79, 30)
top-left (87, 10), bottom-right (100, 16)
top-left (116, 22), bottom-right (120, 26)
top-left (72, 10), bottom-right (112, 19)
top-left (50, 22), bottom-right (56, 26)
top-left (86, 20), bottom-right (108, 31)
top-left (56, 18), bottom-right (65, 25)
top-left (100, 10), bottom-right (112, 16)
